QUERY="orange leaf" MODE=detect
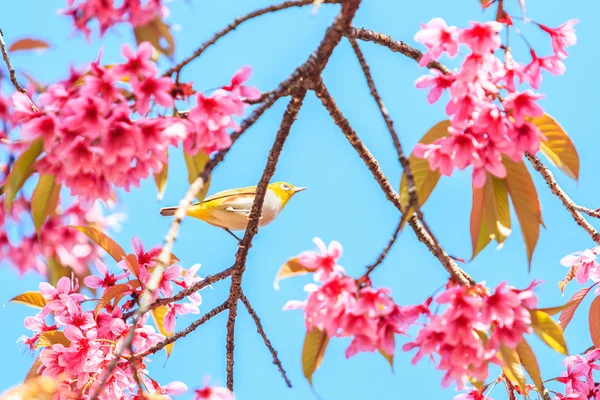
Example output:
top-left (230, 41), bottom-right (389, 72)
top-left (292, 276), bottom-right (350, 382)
top-left (153, 150), bottom-right (168, 200)
top-left (124, 254), bottom-right (141, 279)
top-left (24, 357), bottom-right (43, 382)
top-left (399, 120), bottom-right (448, 227)
top-left (133, 17), bottom-right (174, 60)
top-left (559, 286), bottom-right (595, 330)
top-left (36, 331), bottom-right (70, 349)
top-left (499, 344), bottom-right (526, 392)
top-left (151, 306), bottom-right (174, 357)
top-left (183, 148), bottom-right (211, 203)
top-left (273, 257), bottom-right (313, 290)
top-left (31, 174), bottom-right (61, 233)
top-left (1, 375), bottom-right (59, 400)
top-left (10, 291), bottom-right (47, 309)
top-left (8, 38), bottom-right (50, 52)
top-left (589, 296), bottom-right (600, 348)
top-left (558, 264), bottom-right (579, 293)
top-left (70, 226), bottom-right (126, 263)
top-left (503, 157), bottom-right (543, 268)
top-left (532, 113), bottom-right (580, 181)
top-left (516, 338), bottom-right (543, 394)
top-left (302, 327), bottom-right (329, 385)
top-left (94, 283), bottom-right (134, 316)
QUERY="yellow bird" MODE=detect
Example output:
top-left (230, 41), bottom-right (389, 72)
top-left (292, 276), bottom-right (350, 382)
top-left (159, 181), bottom-right (307, 240)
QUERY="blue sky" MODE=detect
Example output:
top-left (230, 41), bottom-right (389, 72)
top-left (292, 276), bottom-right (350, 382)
top-left (0, 0), bottom-right (598, 399)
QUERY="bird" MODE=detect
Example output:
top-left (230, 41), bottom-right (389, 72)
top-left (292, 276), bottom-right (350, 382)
top-left (159, 181), bottom-right (307, 241)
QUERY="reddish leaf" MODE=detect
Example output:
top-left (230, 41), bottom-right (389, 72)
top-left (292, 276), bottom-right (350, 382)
top-left (71, 226), bottom-right (126, 263)
top-left (8, 38), bottom-right (50, 52)
top-left (125, 254), bottom-right (141, 279)
top-left (558, 264), bottom-right (579, 293)
top-left (94, 283), bottom-right (134, 316)
top-left (559, 286), bottom-right (595, 330)
top-left (10, 291), bottom-right (47, 309)
top-left (273, 257), bottom-right (313, 290)
top-left (302, 328), bottom-right (329, 385)
top-left (36, 331), bottom-right (70, 349)
top-left (589, 296), bottom-right (600, 348)
top-left (151, 306), bottom-right (174, 357)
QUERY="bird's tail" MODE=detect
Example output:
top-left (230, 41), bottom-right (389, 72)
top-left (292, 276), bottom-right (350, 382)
top-left (159, 206), bottom-right (177, 216)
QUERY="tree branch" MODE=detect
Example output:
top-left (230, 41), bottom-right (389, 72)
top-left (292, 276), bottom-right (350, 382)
top-left (312, 79), bottom-right (473, 286)
top-left (525, 152), bottom-right (600, 245)
top-left (574, 205), bottom-right (600, 219)
top-left (0, 28), bottom-right (26, 93)
top-left (362, 217), bottom-right (402, 279)
top-left (240, 292), bottom-right (292, 387)
top-left (163, 0), bottom-right (341, 76)
top-left (345, 27), bottom-right (451, 75)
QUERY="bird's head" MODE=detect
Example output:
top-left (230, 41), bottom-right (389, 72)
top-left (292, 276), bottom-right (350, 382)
top-left (268, 182), bottom-right (307, 207)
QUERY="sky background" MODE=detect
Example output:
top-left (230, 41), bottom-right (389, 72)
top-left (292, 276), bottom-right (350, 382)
top-left (0, 0), bottom-right (598, 399)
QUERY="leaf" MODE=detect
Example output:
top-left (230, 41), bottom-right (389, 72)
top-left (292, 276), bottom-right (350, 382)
top-left (24, 357), bottom-right (42, 382)
top-left (151, 306), bottom-right (174, 357)
top-left (8, 38), bottom-right (50, 52)
top-left (589, 296), bottom-right (600, 348)
top-left (378, 336), bottom-right (394, 372)
top-left (558, 264), bottom-right (579, 294)
top-left (10, 291), bottom-right (47, 309)
top-left (5, 138), bottom-right (43, 212)
top-left (273, 257), bottom-right (313, 290)
top-left (532, 113), bottom-right (579, 181)
top-left (399, 120), bottom-right (449, 226)
top-left (499, 344), bottom-right (526, 392)
top-left (183, 149), bottom-right (211, 203)
top-left (94, 283), bottom-right (134, 316)
top-left (153, 150), bottom-right (169, 200)
top-left (470, 174), bottom-right (512, 259)
top-left (559, 286), bottom-right (595, 330)
top-left (31, 174), bottom-right (61, 233)
top-left (124, 254), bottom-right (141, 279)
top-left (1, 375), bottom-right (59, 400)
top-left (46, 255), bottom-right (71, 287)
top-left (36, 331), bottom-right (70, 349)
top-left (70, 226), bottom-right (126, 263)
top-left (516, 338), bottom-right (543, 395)
top-left (133, 17), bottom-right (175, 60)
top-left (302, 327), bottom-right (329, 385)
top-left (529, 309), bottom-right (568, 354)
top-left (503, 157), bottom-right (543, 267)
top-left (537, 305), bottom-right (567, 316)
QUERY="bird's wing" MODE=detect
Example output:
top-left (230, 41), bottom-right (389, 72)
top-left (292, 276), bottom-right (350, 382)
top-left (198, 186), bottom-right (257, 204)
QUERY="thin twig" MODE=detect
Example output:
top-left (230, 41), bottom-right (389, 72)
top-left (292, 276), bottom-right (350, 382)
top-left (226, 88), bottom-right (308, 390)
top-left (0, 29), bottom-right (26, 93)
top-left (240, 292), bottom-right (292, 388)
top-left (133, 301), bottom-right (229, 359)
top-left (525, 152), bottom-right (600, 245)
top-left (163, 0), bottom-right (341, 76)
top-left (574, 205), bottom-right (600, 219)
top-left (503, 374), bottom-right (517, 400)
top-left (345, 27), bottom-right (452, 75)
top-left (362, 217), bottom-right (402, 278)
top-left (312, 79), bottom-right (473, 286)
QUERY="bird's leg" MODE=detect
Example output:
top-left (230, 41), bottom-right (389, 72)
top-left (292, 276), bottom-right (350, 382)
top-left (223, 228), bottom-right (242, 243)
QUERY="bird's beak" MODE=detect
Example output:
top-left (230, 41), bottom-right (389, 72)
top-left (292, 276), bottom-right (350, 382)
top-left (292, 186), bottom-right (307, 193)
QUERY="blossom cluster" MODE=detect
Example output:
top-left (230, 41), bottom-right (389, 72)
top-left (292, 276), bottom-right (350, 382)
top-left (413, 17), bottom-right (577, 187)
top-left (560, 247), bottom-right (600, 290)
top-left (555, 349), bottom-right (600, 399)
top-left (61, 0), bottom-right (166, 38)
top-left (19, 237), bottom-right (206, 399)
top-left (283, 238), bottom-right (429, 359)
top-left (9, 42), bottom-right (259, 203)
top-left (404, 280), bottom-right (538, 390)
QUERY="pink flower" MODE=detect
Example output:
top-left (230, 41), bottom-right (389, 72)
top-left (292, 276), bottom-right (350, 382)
top-left (414, 18), bottom-right (459, 66)
top-left (502, 90), bottom-right (544, 125)
top-left (522, 51), bottom-right (566, 89)
top-left (540, 19), bottom-right (579, 59)
top-left (84, 259), bottom-right (129, 289)
top-left (131, 236), bottom-right (161, 269)
top-left (561, 249), bottom-right (600, 284)
top-left (454, 389), bottom-right (489, 400)
top-left (459, 21), bottom-right (503, 54)
top-left (164, 302), bottom-right (200, 332)
top-left (298, 237), bottom-right (344, 281)
top-left (222, 66), bottom-right (261, 102)
top-left (415, 70), bottom-right (456, 104)
top-left (131, 75), bottom-right (174, 115)
top-left (112, 41), bottom-right (157, 78)
top-left (194, 385), bottom-right (234, 400)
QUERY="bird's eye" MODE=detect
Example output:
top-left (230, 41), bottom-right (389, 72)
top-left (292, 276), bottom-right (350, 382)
top-left (281, 183), bottom-right (291, 191)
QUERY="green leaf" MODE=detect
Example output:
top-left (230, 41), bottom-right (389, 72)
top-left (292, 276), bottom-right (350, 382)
top-left (499, 344), bottom-right (526, 392)
top-left (133, 17), bottom-right (174, 60)
top-left (153, 150), bottom-right (169, 201)
top-left (399, 120), bottom-right (449, 227)
top-left (273, 257), bottom-right (314, 290)
top-left (31, 174), bottom-right (61, 233)
top-left (5, 138), bottom-right (43, 212)
top-left (470, 174), bottom-right (512, 259)
top-left (183, 149), bottom-right (211, 203)
top-left (70, 226), bottom-right (126, 263)
top-left (94, 283), bottom-right (135, 316)
top-left (532, 113), bottom-right (579, 181)
top-left (46, 255), bottom-right (71, 287)
top-left (151, 306), bottom-right (174, 357)
top-left (503, 157), bottom-right (543, 268)
top-left (36, 331), bottom-right (70, 350)
top-left (10, 292), bottom-right (47, 309)
top-left (589, 296), bottom-right (600, 348)
top-left (302, 327), bottom-right (329, 385)
top-left (559, 286), bottom-right (595, 330)
top-left (516, 338), bottom-right (544, 395)
top-left (529, 309), bottom-right (568, 354)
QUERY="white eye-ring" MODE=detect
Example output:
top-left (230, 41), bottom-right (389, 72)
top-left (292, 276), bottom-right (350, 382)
top-left (281, 183), bottom-right (291, 190)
